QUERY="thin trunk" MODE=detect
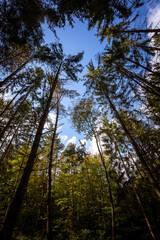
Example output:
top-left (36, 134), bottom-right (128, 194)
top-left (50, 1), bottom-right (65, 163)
top-left (0, 86), bottom-right (33, 142)
top-left (11, 135), bottom-right (33, 196)
top-left (47, 95), bottom-right (59, 240)
top-left (0, 57), bottom-right (33, 87)
top-left (117, 146), bottom-right (156, 240)
top-left (0, 84), bottom-right (26, 118)
top-left (0, 82), bottom-right (12, 94)
top-left (139, 45), bottom-right (160, 51)
top-left (107, 61), bottom-right (160, 97)
top-left (126, 146), bottom-right (146, 180)
top-left (0, 129), bottom-right (11, 150)
top-left (0, 119), bottom-right (22, 165)
top-left (0, 64), bottom-right (61, 240)
top-left (100, 86), bottom-right (160, 198)
top-left (5, 133), bottom-right (33, 213)
top-left (84, 157), bottom-right (97, 225)
top-left (118, 65), bottom-right (160, 97)
top-left (0, 52), bottom-right (23, 65)
top-left (117, 29), bottom-right (160, 34)
top-left (125, 57), bottom-right (157, 75)
top-left (94, 132), bottom-right (115, 240)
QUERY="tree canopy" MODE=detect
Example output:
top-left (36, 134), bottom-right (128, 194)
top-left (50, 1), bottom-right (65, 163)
top-left (0, 1), bottom-right (160, 240)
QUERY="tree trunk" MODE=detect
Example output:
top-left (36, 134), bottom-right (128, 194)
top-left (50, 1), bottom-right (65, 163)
top-left (118, 65), bottom-right (160, 97)
top-left (117, 29), bottom-right (160, 34)
top-left (0, 64), bottom-right (61, 240)
top-left (47, 94), bottom-right (59, 240)
top-left (0, 52), bottom-right (23, 65)
top-left (94, 132), bottom-right (115, 240)
top-left (116, 146), bottom-right (156, 240)
top-left (84, 157), bottom-right (98, 225)
top-left (138, 45), bottom-right (160, 51)
top-left (0, 82), bottom-right (12, 94)
top-left (0, 84), bottom-right (26, 118)
top-left (100, 86), bottom-right (160, 198)
top-left (125, 57), bottom-right (157, 75)
top-left (0, 57), bottom-right (33, 87)
top-left (0, 85), bottom-right (33, 142)
top-left (0, 119), bottom-right (23, 164)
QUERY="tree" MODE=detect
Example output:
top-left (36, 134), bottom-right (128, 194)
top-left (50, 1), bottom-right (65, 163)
top-left (101, 117), bottom-right (157, 240)
top-left (71, 98), bottom-right (116, 240)
top-left (84, 61), bottom-right (160, 198)
top-left (0, 49), bottom-right (83, 239)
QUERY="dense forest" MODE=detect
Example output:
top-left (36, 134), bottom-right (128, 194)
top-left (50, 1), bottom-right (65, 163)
top-left (0, 0), bottom-right (160, 240)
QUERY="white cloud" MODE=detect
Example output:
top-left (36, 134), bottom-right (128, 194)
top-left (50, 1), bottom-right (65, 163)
top-left (44, 112), bottom-right (56, 129)
top-left (48, 112), bottom-right (56, 122)
top-left (147, 4), bottom-right (160, 64)
top-left (87, 137), bottom-right (99, 155)
top-left (60, 135), bottom-right (68, 141)
top-left (147, 4), bottom-right (160, 30)
top-left (66, 136), bottom-right (77, 145)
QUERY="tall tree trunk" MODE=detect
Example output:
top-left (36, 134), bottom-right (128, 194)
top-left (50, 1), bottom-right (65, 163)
top-left (47, 94), bottom-right (59, 240)
top-left (100, 86), bottom-right (160, 198)
top-left (4, 131), bottom-right (34, 216)
top-left (94, 132), bottom-right (115, 240)
top-left (116, 146), bottom-right (156, 240)
top-left (0, 64), bottom-right (61, 240)
top-left (84, 157), bottom-right (98, 225)
top-left (0, 57), bottom-right (33, 87)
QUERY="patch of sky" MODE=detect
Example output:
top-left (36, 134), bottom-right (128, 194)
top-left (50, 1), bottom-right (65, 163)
top-left (42, 18), bottom-right (106, 151)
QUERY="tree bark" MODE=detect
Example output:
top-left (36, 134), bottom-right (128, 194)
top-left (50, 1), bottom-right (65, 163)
top-left (0, 64), bottom-right (61, 240)
top-left (47, 94), bottom-right (59, 240)
top-left (84, 157), bottom-right (98, 225)
top-left (94, 132), bottom-right (115, 240)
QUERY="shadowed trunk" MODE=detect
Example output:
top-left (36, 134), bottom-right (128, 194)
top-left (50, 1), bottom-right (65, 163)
top-left (47, 94), bottom-right (59, 240)
top-left (94, 132), bottom-right (115, 240)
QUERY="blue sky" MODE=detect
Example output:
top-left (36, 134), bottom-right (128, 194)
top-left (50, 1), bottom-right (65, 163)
top-left (43, 19), bottom-right (106, 151)
top-left (43, 2), bottom-right (160, 153)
